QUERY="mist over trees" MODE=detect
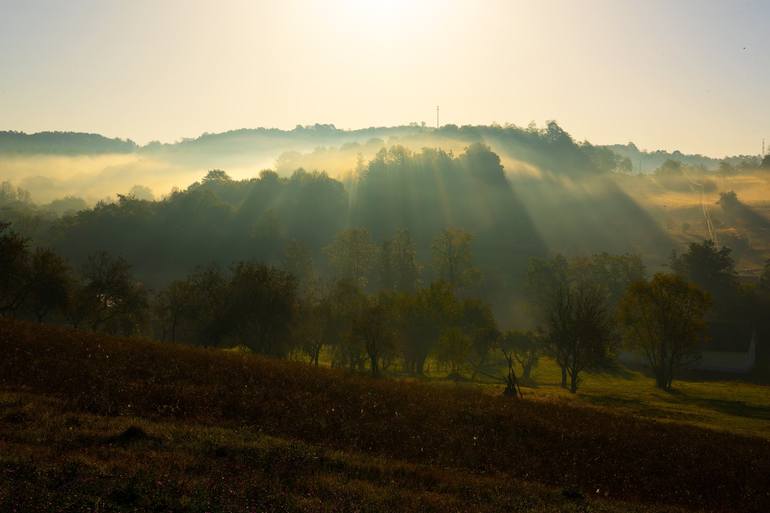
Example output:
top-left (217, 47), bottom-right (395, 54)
top-left (3, 122), bottom-right (770, 383)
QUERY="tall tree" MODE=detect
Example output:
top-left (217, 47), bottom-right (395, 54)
top-left (618, 273), bottom-right (710, 390)
top-left (500, 330), bottom-right (541, 380)
top-left (458, 298), bottom-right (499, 379)
top-left (671, 240), bottom-right (736, 300)
top-left (397, 282), bottom-right (458, 375)
top-left (26, 248), bottom-right (72, 322)
top-left (544, 280), bottom-right (614, 393)
top-left (0, 223), bottom-right (30, 315)
top-left (326, 279), bottom-right (368, 371)
top-left (354, 294), bottom-right (396, 376)
top-left (378, 229), bottom-right (419, 292)
top-left (79, 251), bottom-right (148, 334)
top-left (282, 239), bottom-right (319, 298)
top-left (294, 298), bottom-right (329, 367)
top-left (154, 279), bottom-right (192, 342)
top-left (431, 228), bottom-right (479, 289)
top-left (325, 229), bottom-right (377, 289)
top-left (225, 262), bottom-right (297, 357)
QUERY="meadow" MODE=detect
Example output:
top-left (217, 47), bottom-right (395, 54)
top-left (2, 319), bottom-right (769, 512)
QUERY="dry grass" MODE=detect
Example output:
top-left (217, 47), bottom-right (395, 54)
top-left (2, 319), bottom-right (770, 512)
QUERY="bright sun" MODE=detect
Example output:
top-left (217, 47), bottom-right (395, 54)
top-left (329, 0), bottom-right (436, 35)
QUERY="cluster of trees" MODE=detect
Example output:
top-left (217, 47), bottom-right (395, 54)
top-left (152, 226), bottom-right (499, 377)
top-left (5, 210), bottom-right (770, 390)
top-left (2, 144), bottom-right (548, 310)
top-left (4, 153), bottom-right (770, 392)
top-left (523, 248), bottom-right (752, 392)
top-left (525, 253), bottom-right (642, 392)
top-left (0, 222), bottom-right (147, 332)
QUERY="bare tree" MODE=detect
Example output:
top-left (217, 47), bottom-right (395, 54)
top-left (544, 281), bottom-right (614, 393)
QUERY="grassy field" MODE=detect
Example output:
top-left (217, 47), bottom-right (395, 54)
top-left (395, 353), bottom-right (770, 440)
top-left (515, 359), bottom-right (770, 440)
top-left (2, 319), bottom-right (770, 512)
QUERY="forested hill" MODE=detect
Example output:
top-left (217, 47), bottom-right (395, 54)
top-left (0, 131), bottom-right (138, 155)
top-left (1, 124), bottom-right (738, 171)
top-left (606, 142), bottom-right (759, 174)
top-left (18, 145), bottom-right (546, 296)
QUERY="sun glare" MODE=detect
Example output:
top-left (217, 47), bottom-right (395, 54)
top-left (329, 0), bottom-right (436, 37)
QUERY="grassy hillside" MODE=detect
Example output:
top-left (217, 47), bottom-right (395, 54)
top-left (2, 319), bottom-right (770, 512)
top-left (511, 359), bottom-right (770, 440)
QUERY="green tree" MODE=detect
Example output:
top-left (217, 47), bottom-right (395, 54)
top-left (26, 248), bottom-right (72, 322)
top-left (79, 251), bottom-right (148, 334)
top-left (354, 294), bottom-right (396, 376)
top-left (436, 327), bottom-right (472, 377)
top-left (326, 279), bottom-right (368, 371)
top-left (294, 298), bottom-right (329, 367)
top-left (154, 279), bottom-right (192, 342)
top-left (431, 228), bottom-right (479, 289)
top-left (378, 229), bottom-right (419, 292)
top-left (0, 223), bottom-right (30, 315)
top-left (185, 264), bottom-right (229, 346)
top-left (225, 262), bottom-right (297, 357)
top-left (202, 169), bottom-right (231, 183)
top-left (282, 240), bottom-right (319, 298)
top-left (397, 282), bottom-right (458, 375)
top-left (619, 273), bottom-right (710, 390)
top-left (325, 229), bottom-right (377, 289)
top-left (500, 330), bottom-right (541, 380)
top-left (544, 280), bottom-right (615, 393)
top-left (526, 254), bottom-right (570, 314)
top-left (458, 298), bottom-right (499, 379)
top-left (571, 252), bottom-right (646, 309)
top-left (671, 240), bottom-right (736, 299)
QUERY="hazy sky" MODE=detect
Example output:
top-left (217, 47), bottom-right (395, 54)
top-left (1, 0), bottom-right (769, 156)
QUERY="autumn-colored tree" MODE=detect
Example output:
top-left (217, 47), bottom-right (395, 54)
top-left (619, 273), bottom-right (710, 391)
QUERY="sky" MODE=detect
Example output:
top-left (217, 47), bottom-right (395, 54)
top-left (1, 0), bottom-right (769, 157)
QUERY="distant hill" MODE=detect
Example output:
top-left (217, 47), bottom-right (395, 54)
top-left (606, 142), bottom-right (760, 173)
top-left (605, 143), bottom-right (721, 173)
top-left (0, 131), bottom-right (137, 155)
top-left (1, 126), bottom-right (747, 170)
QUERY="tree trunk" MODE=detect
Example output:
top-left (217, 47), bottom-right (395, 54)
top-left (569, 371), bottom-right (578, 393)
top-left (503, 359), bottom-right (522, 399)
top-left (416, 356), bottom-right (426, 376)
top-left (560, 366), bottom-right (567, 388)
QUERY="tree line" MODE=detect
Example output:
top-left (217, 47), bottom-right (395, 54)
top-left (6, 215), bottom-right (767, 392)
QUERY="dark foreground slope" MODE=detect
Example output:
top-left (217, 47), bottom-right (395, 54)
top-left (1, 320), bottom-right (769, 512)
